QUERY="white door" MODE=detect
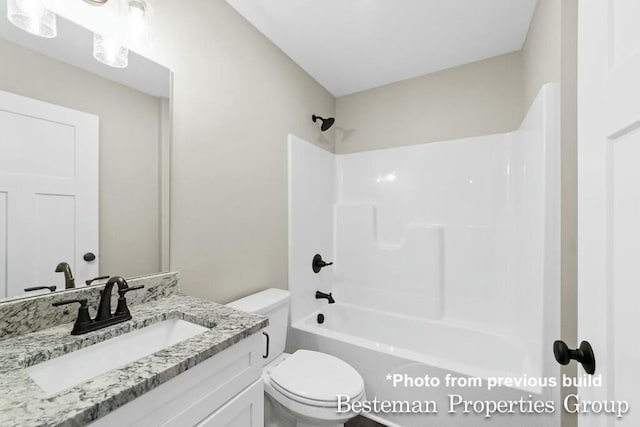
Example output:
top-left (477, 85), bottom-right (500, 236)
top-left (578, 1), bottom-right (640, 425)
top-left (0, 91), bottom-right (99, 298)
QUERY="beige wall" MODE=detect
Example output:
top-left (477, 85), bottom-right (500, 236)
top-left (333, 0), bottom-right (563, 155)
top-left (146, 0), bottom-right (336, 303)
top-left (334, 52), bottom-right (524, 154)
top-left (0, 39), bottom-right (162, 278)
top-left (560, 1), bottom-right (578, 426)
top-left (522, 0), bottom-right (562, 112)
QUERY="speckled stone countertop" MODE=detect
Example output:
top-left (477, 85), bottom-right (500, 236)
top-left (0, 294), bottom-right (267, 427)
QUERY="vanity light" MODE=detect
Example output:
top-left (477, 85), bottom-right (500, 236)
top-left (7, 0), bottom-right (57, 38)
top-left (7, 0), bottom-right (145, 69)
top-left (93, 33), bottom-right (129, 68)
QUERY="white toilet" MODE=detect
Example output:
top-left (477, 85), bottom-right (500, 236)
top-left (228, 289), bottom-right (365, 427)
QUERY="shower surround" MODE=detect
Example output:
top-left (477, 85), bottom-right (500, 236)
top-left (287, 84), bottom-right (560, 426)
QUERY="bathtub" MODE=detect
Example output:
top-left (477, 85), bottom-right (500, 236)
top-left (288, 303), bottom-right (559, 427)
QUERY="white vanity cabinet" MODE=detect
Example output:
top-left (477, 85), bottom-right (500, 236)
top-left (91, 332), bottom-right (264, 427)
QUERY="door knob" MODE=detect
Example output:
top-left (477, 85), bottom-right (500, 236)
top-left (83, 252), bottom-right (96, 262)
top-left (553, 340), bottom-right (596, 374)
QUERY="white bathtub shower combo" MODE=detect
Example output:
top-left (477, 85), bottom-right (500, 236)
top-left (287, 84), bottom-right (560, 426)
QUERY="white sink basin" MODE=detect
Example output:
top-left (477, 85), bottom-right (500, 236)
top-left (26, 319), bottom-right (209, 395)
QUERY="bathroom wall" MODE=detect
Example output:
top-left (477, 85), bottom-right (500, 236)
top-left (522, 0), bottom-right (562, 112)
top-left (155, 1), bottom-right (336, 304)
top-left (0, 38), bottom-right (163, 277)
top-left (560, 1), bottom-right (578, 427)
top-left (335, 52), bottom-right (524, 154)
top-left (289, 83), bottom-right (559, 377)
top-left (334, 0), bottom-right (561, 155)
top-left (49, 0), bottom-right (336, 304)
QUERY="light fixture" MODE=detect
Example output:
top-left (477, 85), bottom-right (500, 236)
top-left (7, 0), bottom-right (146, 69)
top-left (7, 0), bottom-right (57, 38)
top-left (93, 33), bottom-right (129, 68)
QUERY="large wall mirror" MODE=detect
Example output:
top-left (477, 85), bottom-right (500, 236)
top-left (0, 6), bottom-right (171, 301)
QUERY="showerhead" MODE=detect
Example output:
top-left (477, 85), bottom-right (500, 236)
top-left (312, 115), bottom-right (335, 132)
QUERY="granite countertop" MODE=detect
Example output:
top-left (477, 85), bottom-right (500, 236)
top-left (0, 294), bottom-right (267, 427)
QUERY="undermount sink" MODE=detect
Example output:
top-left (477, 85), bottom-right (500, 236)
top-left (26, 319), bottom-right (209, 395)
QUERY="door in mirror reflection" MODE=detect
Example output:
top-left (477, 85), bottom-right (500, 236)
top-left (0, 91), bottom-right (99, 299)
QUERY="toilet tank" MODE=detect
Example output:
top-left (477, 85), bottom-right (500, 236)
top-left (227, 288), bottom-right (290, 366)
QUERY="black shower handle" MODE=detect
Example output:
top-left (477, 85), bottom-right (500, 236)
top-left (553, 340), bottom-right (596, 374)
top-left (312, 254), bottom-right (333, 273)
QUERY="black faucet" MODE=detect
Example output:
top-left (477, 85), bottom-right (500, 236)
top-left (96, 276), bottom-right (142, 321)
top-left (55, 262), bottom-right (75, 289)
top-left (52, 276), bottom-right (144, 335)
top-left (315, 291), bottom-right (335, 304)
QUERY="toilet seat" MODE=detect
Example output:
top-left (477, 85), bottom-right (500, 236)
top-left (270, 379), bottom-right (366, 408)
top-left (268, 350), bottom-right (365, 408)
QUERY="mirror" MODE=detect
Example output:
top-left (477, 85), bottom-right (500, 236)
top-left (0, 9), bottom-right (171, 301)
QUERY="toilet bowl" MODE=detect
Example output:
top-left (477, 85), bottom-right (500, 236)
top-left (228, 289), bottom-right (364, 427)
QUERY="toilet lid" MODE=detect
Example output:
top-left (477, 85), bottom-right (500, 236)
top-left (269, 350), bottom-right (364, 404)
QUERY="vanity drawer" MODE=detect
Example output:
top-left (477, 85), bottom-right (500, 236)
top-left (90, 332), bottom-right (263, 427)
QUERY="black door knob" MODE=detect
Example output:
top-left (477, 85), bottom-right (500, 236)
top-left (553, 340), bottom-right (596, 374)
top-left (312, 254), bottom-right (333, 273)
top-left (83, 252), bottom-right (96, 262)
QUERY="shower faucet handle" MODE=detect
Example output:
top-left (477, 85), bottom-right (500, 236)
top-left (312, 254), bottom-right (333, 273)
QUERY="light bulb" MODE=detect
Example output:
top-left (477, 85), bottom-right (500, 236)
top-left (127, 0), bottom-right (151, 48)
top-left (128, 0), bottom-right (146, 17)
top-left (7, 0), bottom-right (57, 38)
top-left (93, 33), bottom-right (129, 68)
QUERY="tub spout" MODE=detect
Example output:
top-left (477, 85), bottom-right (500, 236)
top-left (315, 291), bottom-right (335, 304)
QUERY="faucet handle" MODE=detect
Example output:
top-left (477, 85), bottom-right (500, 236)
top-left (52, 299), bottom-right (93, 335)
top-left (85, 275), bottom-right (110, 286)
top-left (52, 298), bottom-right (87, 308)
top-left (117, 284), bottom-right (144, 297)
top-left (114, 285), bottom-right (144, 317)
top-left (312, 254), bottom-right (333, 273)
top-left (24, 286), bottom-right (57, 293)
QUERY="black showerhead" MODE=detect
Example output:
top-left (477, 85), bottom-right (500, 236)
top-left (312, 115), bottom-right (335, 132)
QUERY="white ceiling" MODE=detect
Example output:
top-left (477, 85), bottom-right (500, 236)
top-left (0, 4), bottom-right (170, 98)
top-left (226, 0), bottom-right (538, 97)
